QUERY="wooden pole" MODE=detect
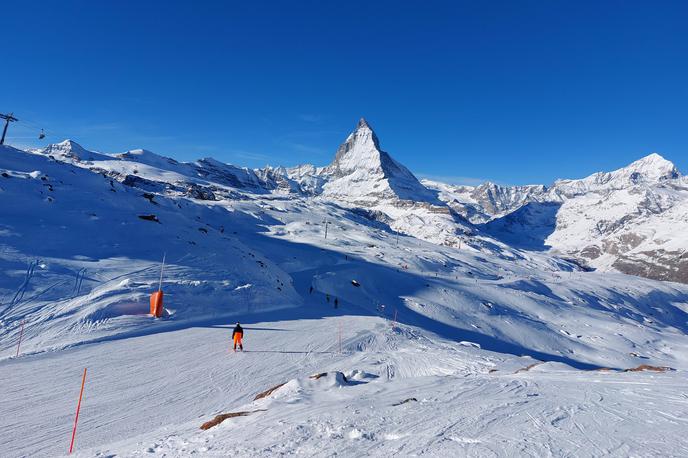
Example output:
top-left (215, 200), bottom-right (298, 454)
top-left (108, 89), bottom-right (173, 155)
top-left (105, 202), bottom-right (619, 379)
top-left (15, 320), bottom-right (24, 357)
top-left (69, 368), bottom-right (87, 454)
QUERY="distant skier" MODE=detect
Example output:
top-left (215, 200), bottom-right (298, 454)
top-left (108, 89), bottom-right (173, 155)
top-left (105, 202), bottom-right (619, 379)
top-left (232, 322), bottom-right (244, 352)
top-left (309, 286), bottom-right (314, 294)
top-left (334, 297), bottom-right (339, 309)
top-left (326, 294), bottom-right (330, 303)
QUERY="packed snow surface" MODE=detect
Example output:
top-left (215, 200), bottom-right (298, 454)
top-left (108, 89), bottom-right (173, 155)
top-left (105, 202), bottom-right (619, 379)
top-left (5, 313), bottom-right (688, 457)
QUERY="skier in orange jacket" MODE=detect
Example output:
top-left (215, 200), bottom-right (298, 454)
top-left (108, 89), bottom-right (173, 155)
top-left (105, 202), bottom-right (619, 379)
top-left (232, 322), bottom-right (244, 351)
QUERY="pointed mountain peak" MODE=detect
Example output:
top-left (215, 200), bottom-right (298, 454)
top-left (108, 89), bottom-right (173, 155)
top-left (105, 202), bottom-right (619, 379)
top-left (620, 153), bottom-right (680, 181)
top-left (324, 118), bottom-right (438, 202)
top-left (627, 152), bottom-right (675, 169)
top-left (331, 118), bottom-right (383, 173)
top-left (352, 117), bottom-right (378, 143)
top-left (39, 139), bottom-right (101, 161)
top-left (54, 139), bottom-right (87, 152)
top-left (555, 152), bottom-right (681, 195)
top-left (357, 117), bottom-right (371, 130)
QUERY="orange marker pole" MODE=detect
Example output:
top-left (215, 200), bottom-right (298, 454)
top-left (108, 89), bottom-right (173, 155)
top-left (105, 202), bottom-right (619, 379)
top-left (69, 368), bottom-right (87, 454)
top-left (150, 253), bottom-right (166, 318)
top-left (15, 320), bottom-right (24, 357)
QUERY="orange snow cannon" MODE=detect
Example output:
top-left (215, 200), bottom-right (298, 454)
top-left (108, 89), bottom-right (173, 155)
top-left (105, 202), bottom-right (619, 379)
top-left (150, 290), bottom-right (164, 318)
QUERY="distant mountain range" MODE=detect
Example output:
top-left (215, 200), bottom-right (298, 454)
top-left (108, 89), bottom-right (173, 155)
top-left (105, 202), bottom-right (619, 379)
top-left (423, 152), bottom-right (686, 283)
top-left (29, 118), bottom-right (687, 283)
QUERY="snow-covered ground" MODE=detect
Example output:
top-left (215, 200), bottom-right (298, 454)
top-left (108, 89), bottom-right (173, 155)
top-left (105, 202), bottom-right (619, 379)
top-left (2, 133), bottom-right (688, 457)
top-left (4, 310), bottom-right (688, 457)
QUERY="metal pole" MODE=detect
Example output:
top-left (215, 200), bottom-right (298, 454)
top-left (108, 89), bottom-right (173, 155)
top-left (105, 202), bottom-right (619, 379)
top-left (0, 113), bottom-right (18, 146)
top-left (0, 120), bottom-right (9, 145)
top-left (158, 253), bottom-right (166, 292)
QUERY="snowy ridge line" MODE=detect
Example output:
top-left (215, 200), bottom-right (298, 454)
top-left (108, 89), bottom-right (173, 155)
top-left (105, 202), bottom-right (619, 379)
top-left (29, 119), bottom-right (688, 283)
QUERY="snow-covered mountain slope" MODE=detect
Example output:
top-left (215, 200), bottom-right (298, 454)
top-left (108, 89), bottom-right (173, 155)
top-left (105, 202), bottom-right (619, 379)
top-left (426, 153), bottom-right (688, 283)
top-left (32, 139), bottom-right (112, 163)
top-left (3, 141), bottom-right (688, 368)
top-left (426, 153), bottom-right (683, 220)
top-left (0, 144), bottom-right (299, 352)
top-left (5, 139), bottom-right (685, 366)
top-left (552, 153), bottom-right (680, 197)
top-left (2, 137), bottom-right (688, 457)
top-left (544, 181), bottom-right (688, 282)
top-left (37, 132), bottom-right (686, 282)
top-left (33, 121), bottom-right (474, 248)
top-left (423, 179), bottom-right (548, 223)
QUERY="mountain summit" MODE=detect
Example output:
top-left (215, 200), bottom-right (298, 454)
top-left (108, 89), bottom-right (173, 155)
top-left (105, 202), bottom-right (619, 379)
top-left (621, 153), bottom-right (680, 182)
top-left (36, 139), bottom-right (110, 162)
top-left (330, 118), bottom-right (386, 176)
top-left (552, 152), bottom-right (681, 197)
top-left (323, 118), bottom-right (436, 203)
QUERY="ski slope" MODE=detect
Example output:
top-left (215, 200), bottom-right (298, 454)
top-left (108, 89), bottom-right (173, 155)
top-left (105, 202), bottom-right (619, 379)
top-left (1, 139), bottom-right (688, 457)
top-left (3, 309), bottom-right (688, 457)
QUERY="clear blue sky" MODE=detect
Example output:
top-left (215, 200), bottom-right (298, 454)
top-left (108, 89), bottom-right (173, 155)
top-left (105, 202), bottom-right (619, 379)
top-left (4, 1), bottom-right (687, 185)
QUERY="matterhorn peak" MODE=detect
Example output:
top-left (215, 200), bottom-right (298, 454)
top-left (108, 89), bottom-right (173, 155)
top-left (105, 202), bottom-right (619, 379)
top-left (357, 117), bottom-right (371, 129)
top-left (331, 118), bottom-right (383, 172)
top-left (323, 118), bottom-right (438, 203)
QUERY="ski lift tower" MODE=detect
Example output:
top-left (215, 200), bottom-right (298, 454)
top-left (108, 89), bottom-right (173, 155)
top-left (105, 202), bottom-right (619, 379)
top-left (0, 113), bottom-right (18, 146)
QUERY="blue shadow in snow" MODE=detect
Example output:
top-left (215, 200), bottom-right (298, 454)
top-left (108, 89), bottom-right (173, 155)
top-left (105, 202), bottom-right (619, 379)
top-left (481, 202), bottom-right (562, 251)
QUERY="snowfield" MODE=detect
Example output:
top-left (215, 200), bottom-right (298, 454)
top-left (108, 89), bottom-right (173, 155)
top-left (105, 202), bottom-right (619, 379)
top-left (5, 313), bottom-right (688, 457)
top-left (1, 119), bottom-right (688, 457)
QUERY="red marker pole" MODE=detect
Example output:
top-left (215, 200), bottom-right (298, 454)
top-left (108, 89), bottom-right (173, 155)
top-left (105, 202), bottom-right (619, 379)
top-left (15, 320), bottom-right (24, 357)
top-left (69, 368), bottom-right (87, 454)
